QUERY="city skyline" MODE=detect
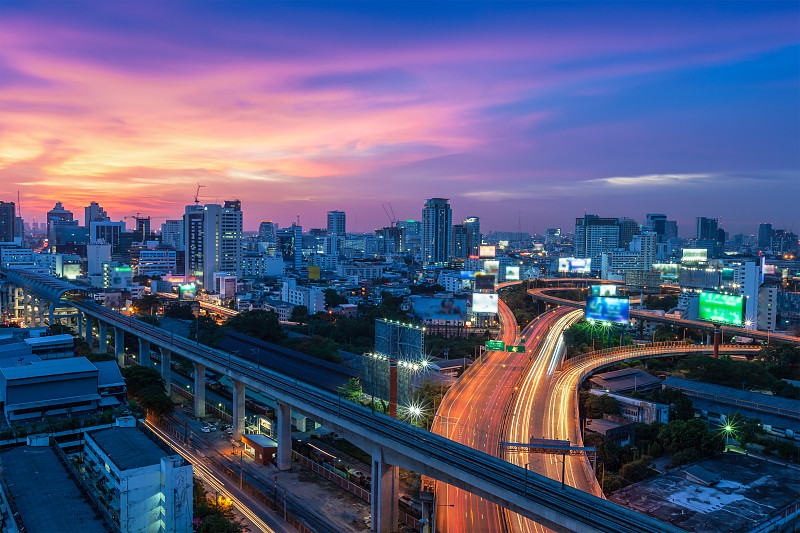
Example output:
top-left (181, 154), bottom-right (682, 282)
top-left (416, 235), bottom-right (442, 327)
top-left (1, 1), bottom-right (798, 234)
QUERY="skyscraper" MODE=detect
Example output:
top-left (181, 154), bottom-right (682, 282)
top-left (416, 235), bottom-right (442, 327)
top-left (46, 202), bottom-right (74, 243)
top-left (421, 198), bottom-right (452, 266)
top-left (277, 223), bottom-right (303, 270)
top-left (183, 202), bottom-right (243, 289)
top-left (758, 223), bottom-right (773, 249)
top-left (84, 202), bottom-right (109, 226)
top-left (0, 202), bottom-right (15, 242)
top-left (161, 220), bottom-right (184, 250)
top-left (696, 217), bottom-right (718, 240)
top-left (463, 216), bottom-right (481, 256)
top-left (452, 224), bottom-right (470, 260)
top-left (258, 221), bottom-right (276, 242)
top-left (617, 218), bottom-right (640, 248)
top-left (327, 211), bottom-right (346, 235)
top-left (575, 214), bottom-right (619, 269)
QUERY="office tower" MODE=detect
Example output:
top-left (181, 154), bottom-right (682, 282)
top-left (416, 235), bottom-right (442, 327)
top-left (183, 202), bottom-right (243, 289)
top-left (84, 202), bottom-right (109, 226)
top-left (630, 232), bottom-right (657, 270)
top-left (397, 220), bottom-right (421, 235)
top-left (327, 210), bottom-right (346, 235)
top-left (463, 216), bottom-right (481, 256)
top-left (453, 224), bottom-right (470, 260)
top-left (575, 214), bottom-right (619, 268)
top-left (645, 214), bottom-right (666, 231)
top-left (46, 202), bottom-right (74, 243)
top-left (758, 223), bottom-right (773, 249)
top-left (376, 226), bottom-right (404, 255)
top-left (696, 217), bottom-right (718, 240)
top-left (618, 218), bottom-right (640, 248)
top-left (0, 202), bottom-right (15, 242)
top-left (664, 220), bottom-right (678, 241)
top-left (258, 221), bottom-right (276, 242)
top-left (89, 221), bottom-right (126, 247)
top-left (421, 198), bottom-right (452, 266)
top-left (161, 219), bottom-right (184, 250)
top-left (545, 228), bottom-right (561, 244)
top-left (276, 223), bottom-right (303, 270)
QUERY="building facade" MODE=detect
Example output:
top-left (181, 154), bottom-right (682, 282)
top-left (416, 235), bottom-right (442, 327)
top-left (421, 198), bottom-right (452, 266)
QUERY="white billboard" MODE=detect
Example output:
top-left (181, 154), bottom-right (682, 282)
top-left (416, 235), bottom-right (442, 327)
top-left (558, 257), bottom-right (591, 273)
top-left (505, 266), bottom-right (520, 281)
top-left (472, 293), bottom-right (499, 313)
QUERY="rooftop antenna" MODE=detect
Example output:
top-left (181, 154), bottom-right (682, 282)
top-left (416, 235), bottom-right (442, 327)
top-left (296, 213), bottom-right (300, 225)
top-left (194, 183), bottom-right (206, 205)
top-left (16, 191), bottom-right (21, 217)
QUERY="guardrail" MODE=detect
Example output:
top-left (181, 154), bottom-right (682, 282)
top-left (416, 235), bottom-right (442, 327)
top-left (562, 342), bottom-right (760, 370)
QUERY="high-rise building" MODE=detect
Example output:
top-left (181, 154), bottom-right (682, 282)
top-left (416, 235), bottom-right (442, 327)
top-left (89, 221), bottom-right (126, 248)
top-left (0, 201), bottom-right (15, 242)
top-left (183, 202), bottom-right (243, 289)
top-left (84, 202), bottom-right (109, 226)
top-left (276, 223), bottom-right (303, 270)
top-left (645, 214), bottom-right (667, 232)
top-left (696, 217), bottom-right (718, 240)
top-left (618, 218), bottom-right (640, 248)
top-left (575, 214), bottom-right (619, 269)
top-left (46, 202), bottom-right (74, 244)
top-left (258, 221), bottom-right (276, 242)
top-left (463, 216), bottom-right (481, 256)
top-left (545, 228), bottom-right (561, 244)
top-left (452, 224), bottom-right (470, 260)
top-left (664, 220), bottom-right (678, 241)
top-left (134, 217), bottom-right (151, 242)
top-left (758, 223), bottom-right (773, 249)
top-left (327, 210), bottom-right (346, 235)
top-left (161, 219), bottom-right (184, 250)
top-left (630, 232), bottom-right (657, 270)
top-left (421, 198), bottom-right (452, 266)
top-left (397, 220), bottom-right (421, 236)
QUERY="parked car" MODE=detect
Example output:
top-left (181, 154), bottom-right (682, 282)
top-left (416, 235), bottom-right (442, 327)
top-left (201, 426), bottom-right (211, 433)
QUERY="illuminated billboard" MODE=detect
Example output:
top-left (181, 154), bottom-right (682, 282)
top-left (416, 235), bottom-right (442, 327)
top-left (474, 274), bottom-right (495, 290)
top-left (698, 292), bottom-right (743, 326)
top-left (484, 260), bottom-right (499, 276)
top-left (460, 271), bottom-right (481, 280)
top-left (479, 245), bottom-right (496, 259)
top-left (591, 284), bottom-right (617, 297)
top-left (682, 248), bottom-right (707, 264)
top-left (179, 283), bottom-right (196, 300)
top-left (413, 297), bottom-right (467, 321)
top-left (308, 266), bottom-right (321, 280)
top-left (585, 296), bottom-right (630, 323)
top-left (763, 264), bottom-right (776, 275)
top-left (472, 293), bottom-right (499, 314)
top-left (505, 266), bottom-right (520, 281)
top-left (653, 263), bottom-right (679, 280)
top-left (533, 243), bottom-right (544, 252)
top-left (558, 258), bottom-right (591, 273)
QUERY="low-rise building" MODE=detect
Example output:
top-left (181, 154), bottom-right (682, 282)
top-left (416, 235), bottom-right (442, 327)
top-left (83, 419), bottom-right (193, 533)
top-left (588, 389), bottom-right (669, 424)
top-left (589, 368), bottom-right (661, 393)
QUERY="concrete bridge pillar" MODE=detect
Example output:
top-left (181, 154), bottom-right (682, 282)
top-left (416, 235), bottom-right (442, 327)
top-left (22, 293), bottom-right (30, 326)
top-left (115, 327), bottom-right (125, 366)
top-left (232, 380), bottom-right (246, 441)
top-left (193, 362), bottom-right (206, 418)
top-left (86, 316), bottom-right (94, 350)
top-left (98, 321), bottom-right (108, 354)
top-left (77, 310), bottom-right (84, 338)
top-left (36, 298), bottom-right (45, 327)
top-left (371, 445), bottom-right (399, 533)
top-left (276, 401), bottom-right (292, 471)
top-left (138, 337), bottom-right (151, 367)
top-left (160, 348), bottom-right (172, 394)
top-left (48, 303), bottom-right (55, 328)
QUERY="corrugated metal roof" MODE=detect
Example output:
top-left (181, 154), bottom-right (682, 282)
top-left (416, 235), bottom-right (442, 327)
top-left (0, 356), bottom-right (97, 380)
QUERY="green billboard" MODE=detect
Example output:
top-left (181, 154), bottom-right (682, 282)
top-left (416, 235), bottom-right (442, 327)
top-left (698, 292), bottom-right (743, 326)
top-left (485, 340), bottom-right (505, 351)
top-left (506, 345), bottom-right (525, 353)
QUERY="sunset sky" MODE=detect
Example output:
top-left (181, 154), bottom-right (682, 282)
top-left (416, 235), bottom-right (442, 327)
top-left (1, 1), bottom-right (798, 235)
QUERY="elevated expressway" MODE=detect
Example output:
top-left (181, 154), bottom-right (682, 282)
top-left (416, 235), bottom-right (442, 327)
top-left (0, 267), bottom-right (680, 533)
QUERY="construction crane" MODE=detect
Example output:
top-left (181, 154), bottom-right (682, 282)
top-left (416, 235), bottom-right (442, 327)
top-left (123, 213), bottom-right (167, 241)
top-left (381, 203), bottom-right (398, 227)
top-left (194, 183), bottom-right (206, 205)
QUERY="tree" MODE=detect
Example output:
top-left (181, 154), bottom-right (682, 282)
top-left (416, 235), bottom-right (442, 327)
top-left (193, 478), bottom-right (248, 533)
top-left (339, 377), bottom-right (362, 402)
top-left (324, 289), bottom-right (347, 309)
top-left (726, 412), bottom-right (765, 449)
top-left (650, 388), bottom-right (694, 420)
top-left (582, 393), bottom-right (620, 419)
top-left (164, 303), bottom-right (195, 320)
top-left (122, 366), bottom-right (175, 419)
top-left (131, 294), bottom-right (162, 316)
top-left (620, 456), bottom-right (656, 483)
top-left (225, 310), bottom-right (285, 343)
top-left (290, 305), bottom-right (309, 324)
